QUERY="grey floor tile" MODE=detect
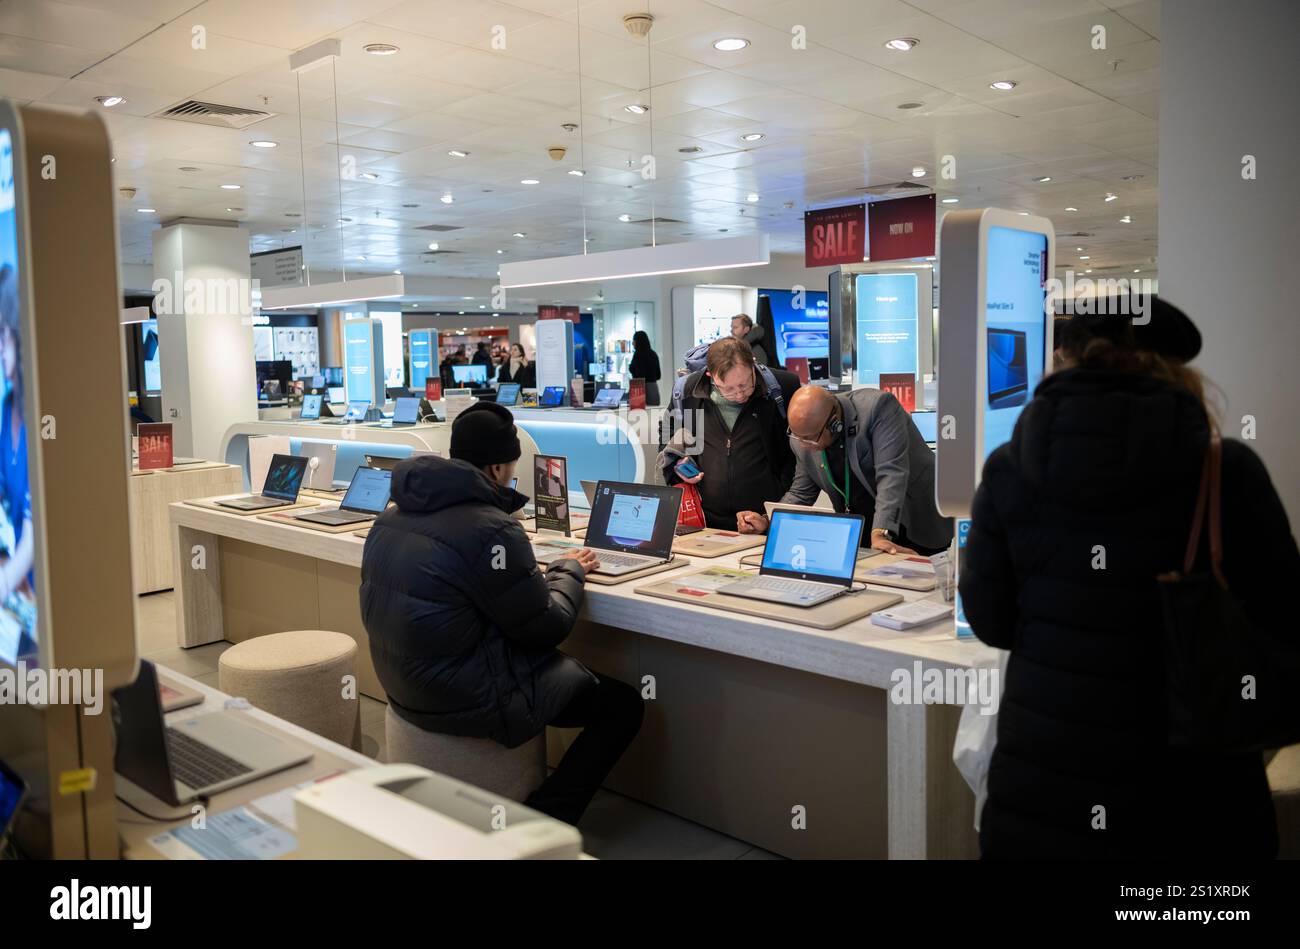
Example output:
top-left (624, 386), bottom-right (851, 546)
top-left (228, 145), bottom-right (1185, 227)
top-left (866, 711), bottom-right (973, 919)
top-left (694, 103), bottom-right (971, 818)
top-left (577, 789), bottom-right (755, 860)
top-left (359, 694), bottom-right (388, 727)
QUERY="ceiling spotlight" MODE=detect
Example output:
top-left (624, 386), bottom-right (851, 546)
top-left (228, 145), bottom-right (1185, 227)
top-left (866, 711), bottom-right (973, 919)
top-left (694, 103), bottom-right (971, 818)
top-left (496, 249), bottom-right (504, 254)
top-left (1104, 192), bottom-right (1118, 202)
top-left (520, 178), bottom-right (540, 185)
top-left (447, 149), bottom-right (469, 158)
top-left (1079, 255), bottom-right (1090, 260)
top-left (479, 305), bottom-right (486, 309)
top-left (135, 208), bottom-right (155, 214)
top-left (249, 140), bottom-right (277, 148)
top-left (1134, 269), bottom-right (1141, 273)
top-left (618, 213), bottom-right (632, 222)
top-left (884, 38), bottom-right (919, 51)
top-left (441, 193), bottom-right (454, 204)
top-left (1017, 211), bottom-right (1030, 215)
top-left (568, 168), bottom-right (586, 176)
top-left (1065, 206), bottom-right (1078, 211)
top-left (746, 193), bottom-right (759, 203)
top-left (1085, 269), bottom-right (1092, 273)
top-left (1119, 215), bottom-right (1132, 223)
top-left (364, 43), bottom-right (400, 55)
top-left (513, 232), bottom-right (526, 238)
top-left (912, 166), bottom-right (926, 178)
top-left (427, 242), bottom-right (439, 250)
top-left (357, 255), bottom-right (367, 261)
top-left (941, 197), bottom-right (959, 204)
top-left (989, 80), bottom-right (1018, 91)
top-left (358, 172), bottom-right (379, 180)
top-left (220, 183), bottom-right (241, 190)
top-left (95, 95), bottom-right (125, 108)
top-left (741, 132), bottom-right (764, 142)
top-left (1034, 176), bottom-right (1052, 183)
top-left (1077, 247), bottom-right (1083, 251)
top-left (713, 37), bottom-right (750, 51)
top-left (624, 104), bottom-right (650, 114)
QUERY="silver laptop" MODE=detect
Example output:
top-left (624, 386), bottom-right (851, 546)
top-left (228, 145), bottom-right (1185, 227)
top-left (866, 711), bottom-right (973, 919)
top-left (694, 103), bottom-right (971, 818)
top-left (323, 400), bottom-right (370, 424)
top-left (762, 501), bottom-right (882, 561)
top-left (533, 481), bottom-right (681, 576)
top-left (113, 661), bottom-right (312, 809)
top-left (293, 466), bottom-right (392, 527)
top-left (718, 509), bottom-right (866, 607)
top-left (216, 454), bottom-right (307, 511)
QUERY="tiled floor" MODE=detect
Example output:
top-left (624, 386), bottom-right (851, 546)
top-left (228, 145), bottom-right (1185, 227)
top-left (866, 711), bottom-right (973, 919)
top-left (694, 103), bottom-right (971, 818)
top-left (135, 590), bottom-right (783, 860)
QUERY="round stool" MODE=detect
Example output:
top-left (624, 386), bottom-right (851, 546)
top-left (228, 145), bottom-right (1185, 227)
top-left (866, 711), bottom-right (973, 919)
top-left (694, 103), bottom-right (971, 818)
top-left (219, 630), bottom-right (361, 750)
top-left (385, 706), bottom-right (545, 802)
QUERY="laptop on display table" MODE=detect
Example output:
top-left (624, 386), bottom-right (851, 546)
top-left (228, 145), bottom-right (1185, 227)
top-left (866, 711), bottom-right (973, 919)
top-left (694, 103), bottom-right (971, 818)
top-left (216, 454), bottom-right (307, 511)
top-left (112, 661), bottom-right (312, 809)
top-left (538, 385), bottom-right (566, 408)
top-left (365, 450), bottom-right (438, 471)
top-left (376, 396), bottom-right (420, 427)
top-left (533, 481), bottom-right (681, 576)
top-left (299, 393), bottom-right (323, 420)
top-left (495, 382), bottom-right (521, 407)
top-left (326, 386), bottom-right (346, 405)
top-left (292, 466), bottom-right (392, 527)
top-left (717, 509), bottom-right (865, 607)
top-left (322, 400), bottom-right (370, 424)
top-left (588, 387), bottom-right (625, 410)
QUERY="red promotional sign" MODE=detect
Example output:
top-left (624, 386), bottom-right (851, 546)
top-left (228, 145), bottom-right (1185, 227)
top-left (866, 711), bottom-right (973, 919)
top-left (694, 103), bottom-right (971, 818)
top-left (879, 373), bottom-right (917, 413)
top-left (424, 378), bottom-right (442, 401)
top-left (804, 203), bottom-right (866, 267)
top-left (138, 423), bottom-right (174, 470)
top-left (629, 378), bottom-right (646, 410)
top-left (867, 193), bottom-right (936, 262)
top-left (785, 357), bottom-right (811, 385)
top-left (538, 305), bottom-right (581, 323)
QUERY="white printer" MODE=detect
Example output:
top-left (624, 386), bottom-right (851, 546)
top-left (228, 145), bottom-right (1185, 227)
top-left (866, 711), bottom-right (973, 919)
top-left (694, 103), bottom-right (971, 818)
top-left (294, 764), bottom-right (583, 860)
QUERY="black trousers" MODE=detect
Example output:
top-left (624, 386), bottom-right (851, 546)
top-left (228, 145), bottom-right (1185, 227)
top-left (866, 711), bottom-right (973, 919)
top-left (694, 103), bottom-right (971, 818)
top-left (524, 671), bottom-right (644, 825)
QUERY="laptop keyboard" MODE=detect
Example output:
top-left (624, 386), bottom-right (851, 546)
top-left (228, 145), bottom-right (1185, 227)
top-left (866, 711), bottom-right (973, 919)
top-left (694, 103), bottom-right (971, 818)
top-left (742, 576), bottom-right (837, 596)
top-left (592, 551), bottom-right (653, 570)
top-left (166, 727), bottom-right (253, 790)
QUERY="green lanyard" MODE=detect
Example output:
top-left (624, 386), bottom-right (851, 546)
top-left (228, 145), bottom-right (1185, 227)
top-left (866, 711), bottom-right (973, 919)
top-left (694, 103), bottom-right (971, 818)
top-left (820, 445), bottom-right (850, 507)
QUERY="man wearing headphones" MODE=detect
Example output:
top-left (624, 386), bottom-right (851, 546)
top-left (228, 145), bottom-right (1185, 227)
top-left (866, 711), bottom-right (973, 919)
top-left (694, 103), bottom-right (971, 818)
top-left (736, 386), bottom-right (952, 555)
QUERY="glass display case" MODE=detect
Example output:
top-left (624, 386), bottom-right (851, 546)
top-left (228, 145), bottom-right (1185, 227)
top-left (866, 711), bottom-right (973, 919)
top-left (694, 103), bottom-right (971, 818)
top-left (592, 301), bottom-right (654, 384)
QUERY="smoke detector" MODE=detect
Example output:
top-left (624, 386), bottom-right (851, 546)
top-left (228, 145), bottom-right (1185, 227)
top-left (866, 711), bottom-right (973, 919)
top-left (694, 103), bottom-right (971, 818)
top-left (548, 146), bottom-right (567, 161)
top-left (622, 13), bottom-right (654, 38)
top-left (119, 186), bottom-right (137, 200)
top-left (561, 122), bottom-right (578, 133)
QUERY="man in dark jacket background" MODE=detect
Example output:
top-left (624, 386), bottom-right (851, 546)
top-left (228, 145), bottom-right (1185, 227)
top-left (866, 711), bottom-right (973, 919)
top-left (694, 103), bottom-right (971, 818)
top-left (659, 336), bottom-right (800, 531)
top-left (360, 401), bottom-right (644, 825)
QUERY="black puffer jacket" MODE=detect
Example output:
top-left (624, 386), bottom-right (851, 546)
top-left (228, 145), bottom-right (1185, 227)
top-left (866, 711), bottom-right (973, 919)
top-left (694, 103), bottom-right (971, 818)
top-left (360, 455), bottom-right (595, 747)
top-left (962, 368), bottom-right (1299, 859)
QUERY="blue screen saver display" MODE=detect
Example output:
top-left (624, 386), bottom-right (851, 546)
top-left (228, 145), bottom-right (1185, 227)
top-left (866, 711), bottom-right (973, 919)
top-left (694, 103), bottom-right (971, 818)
top-left (761, 288), bottom-right (829, 365)
top-left (983, 226), bottom-right (1048, 460)
top-left (762, 511), bottom-right (863, 580)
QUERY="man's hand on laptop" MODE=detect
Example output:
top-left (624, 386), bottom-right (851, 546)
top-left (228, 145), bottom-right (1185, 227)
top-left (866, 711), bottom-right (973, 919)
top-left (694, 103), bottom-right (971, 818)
top-left (736, 511), bottom-right (768, 534)
top-left (555, 548), bottom-right (601, 573)
top-left (870, 528), bottom-right (916, 556)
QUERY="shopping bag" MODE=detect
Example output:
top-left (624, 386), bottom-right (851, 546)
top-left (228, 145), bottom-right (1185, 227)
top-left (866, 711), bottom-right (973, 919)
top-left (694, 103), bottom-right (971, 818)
top-left (676, 483), bottom-right (707, 528)
top-left (951, 648), bottom-right (1007, 832)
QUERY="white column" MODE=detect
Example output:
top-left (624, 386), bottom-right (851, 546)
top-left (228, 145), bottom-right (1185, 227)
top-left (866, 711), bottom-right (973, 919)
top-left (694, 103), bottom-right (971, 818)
top-left (152, 223), bottom-right (258, 460)
top-left (1159, 0), bottom-right (1300, 523)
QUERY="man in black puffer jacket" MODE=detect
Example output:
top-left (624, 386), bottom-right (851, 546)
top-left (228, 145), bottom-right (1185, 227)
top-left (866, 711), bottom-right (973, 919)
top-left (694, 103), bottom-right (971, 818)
top-left (361, 401), bottom-right (644, 824)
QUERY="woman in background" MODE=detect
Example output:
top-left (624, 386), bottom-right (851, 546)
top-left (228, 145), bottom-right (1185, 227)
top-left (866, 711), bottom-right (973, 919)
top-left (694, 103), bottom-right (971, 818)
top-left (497, 342), bottom-right (536, 389)
top-left (628, 330), bottom-right (662, 406)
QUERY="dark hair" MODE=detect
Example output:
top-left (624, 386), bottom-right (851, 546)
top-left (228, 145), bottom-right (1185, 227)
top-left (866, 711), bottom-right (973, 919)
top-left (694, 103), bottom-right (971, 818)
top-left (510, 342), bottom-right (525, 358)
top-left (633, 330), bottom-right (651, 352)
top-left (706, 336), bottom-right (755, 378)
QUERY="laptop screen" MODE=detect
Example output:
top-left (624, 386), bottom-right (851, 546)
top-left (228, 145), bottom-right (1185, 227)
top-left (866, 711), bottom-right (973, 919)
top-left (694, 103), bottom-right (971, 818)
top-left (341, 467), bottom-right (392, 513)
top-left (262, 454), bottom-right (307, 501)
top-left (585, 482), bottom-right (681, 557)
top-left (496, 382), bottom-right (521, 406)
top-left (539, 386), bottom-right (565, 406)
top-left (393, 396), bottom-right (419, 423)
top-left (300, 393), bottom-right (322, 420)
top-left (346, 400), bottom-right (370, 420)
top-left (327, 386), bottom-right (345, 404)
top-left (761, 510), bottom-right (864, 584)
top-left (452, 364), bottom-right (488, 385)
top-left (593, 388), bottom-right (623, 407)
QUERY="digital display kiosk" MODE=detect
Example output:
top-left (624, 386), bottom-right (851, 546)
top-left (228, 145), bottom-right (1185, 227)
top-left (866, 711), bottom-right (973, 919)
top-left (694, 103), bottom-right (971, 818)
top-left (408, 329), bottom-right (434, 393)
top-left (828, 262), bottom-right (934, 389)
top-left (343, 317), bottom-right (385, 407)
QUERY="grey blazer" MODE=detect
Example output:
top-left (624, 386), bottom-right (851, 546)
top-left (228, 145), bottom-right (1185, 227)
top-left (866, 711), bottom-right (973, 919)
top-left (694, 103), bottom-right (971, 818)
top-left (781, 388), bottom-right (953, 550)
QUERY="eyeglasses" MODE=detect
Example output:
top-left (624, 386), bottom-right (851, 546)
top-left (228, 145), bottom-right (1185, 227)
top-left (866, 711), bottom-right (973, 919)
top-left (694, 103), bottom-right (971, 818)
top-left (710, 369), bottom-right (757, 400)
top-left (787, 410), bottom-right (835, 446)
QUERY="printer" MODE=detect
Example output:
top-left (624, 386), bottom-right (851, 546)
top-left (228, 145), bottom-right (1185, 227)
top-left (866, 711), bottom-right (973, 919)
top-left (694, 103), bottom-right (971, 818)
top-left (294, 765), bottom-right (583, 860)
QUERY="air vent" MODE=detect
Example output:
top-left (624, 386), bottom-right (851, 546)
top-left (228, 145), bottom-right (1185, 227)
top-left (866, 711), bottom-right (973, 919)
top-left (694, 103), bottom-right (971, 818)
top-left (153, 99), bottom-right (275, 130)
top-left (862, 180), bottom-right (930, 197)
top-left (415, 223), bottom-right (464, 232)
top-left (627, 216), bottom-right (685, 225)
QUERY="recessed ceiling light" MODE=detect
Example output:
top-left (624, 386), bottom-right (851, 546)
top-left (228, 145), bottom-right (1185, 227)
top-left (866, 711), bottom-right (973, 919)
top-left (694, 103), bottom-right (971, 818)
top-left (479, 305), bottom-right (486, 309)
top-left (941, 197), bottom-right (959, 204)
top-left (618, 213), bottom-right (632, 222)
top-left (884, 38), bottom-right (919, 51)
top-left (1119, 215), bottom-right (1132, 223)
top-left (136, 208), bottom-right (155, 214)
top-left (897, 102), bottom-right (925, 110)
top-left (1077, 246), bottom-right (1083, 251)
top-left (1085, 269), bottom-right (1092, 273)
top-left (357, 256), bottom-right (367, 261)
top-left (441, 193), bottom-right (454, 204)
top-left (364, 43), bottom-right (400, 55)
top-left (740, 132), bottom-right (764, 142)
top-left (989, 80), bottom-right (1018, 91)
top-left (513, 232), bottom-right (526, 238)
top-left (746, 193), bottom-right (759, 203)
top-left (95, 95), bottom-right (125, 108)
top-left (225, 207), bottom-right (241, 212)
top-left (1079, 255), bottom-right (1090, 260)
top-left (1065, 206), bottom-right (1078, 211)
top-left (458, 311), bottom-right (465, 315)
top-left (1034, 176), bottom-right (1052, 183)
top-left (912, 166), bottom-right (926, 178)
top-left (1134, 269), bottom-right (1141, 273)
top-left (496, 249), bottom-right (504, 254)
top-left (567, 168), bottom-right (585, 176)
top-left (1104, 192), bottom-right (1118, 202)
top-left (427, 242), bottom-right (439, 250)
top-left (358, 172), bottom-right (379, 180)
top-left (249, 140), bottom-right (277, 148)
top-left (220, 183), bottom-right (241, 190)
top-left (462, 296), bottom-right (474, 300)
top-left (520, 178), bottom-right (540, 185)
top-left (447, 149), bottom-right (469, 158)
top-left (624, 104), bottom-right (650, 114)
top-left (1017, 211), bottom-right (1030, 215)
top-left (713, 37), bottom-right (750, 51)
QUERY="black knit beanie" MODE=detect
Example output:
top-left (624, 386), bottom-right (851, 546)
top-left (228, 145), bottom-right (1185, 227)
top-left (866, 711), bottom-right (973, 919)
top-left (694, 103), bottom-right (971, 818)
top-left (450, 401), bottom-right (521, 468)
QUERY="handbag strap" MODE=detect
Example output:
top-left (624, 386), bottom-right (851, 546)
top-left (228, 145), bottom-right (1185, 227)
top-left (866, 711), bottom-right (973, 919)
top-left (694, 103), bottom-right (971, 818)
top-left (1181, 436), bottom-right (1227, 588)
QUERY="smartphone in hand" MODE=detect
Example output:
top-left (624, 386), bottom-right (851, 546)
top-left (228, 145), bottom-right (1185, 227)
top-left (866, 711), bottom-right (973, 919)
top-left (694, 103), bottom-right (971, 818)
top-left (674, 458), bottom-right (702, 479)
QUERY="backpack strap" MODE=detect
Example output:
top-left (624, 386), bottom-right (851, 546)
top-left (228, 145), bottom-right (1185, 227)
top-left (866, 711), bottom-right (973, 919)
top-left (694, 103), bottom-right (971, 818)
top-left (757, 365), bottom-right (786, 419)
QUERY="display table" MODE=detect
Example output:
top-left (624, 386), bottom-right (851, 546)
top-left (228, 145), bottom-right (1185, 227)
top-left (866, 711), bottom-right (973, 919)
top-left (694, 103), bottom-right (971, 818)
top-left (129, 462), bottom-right (244, 595)
top-left (168, 496), bottom-right (991, 860)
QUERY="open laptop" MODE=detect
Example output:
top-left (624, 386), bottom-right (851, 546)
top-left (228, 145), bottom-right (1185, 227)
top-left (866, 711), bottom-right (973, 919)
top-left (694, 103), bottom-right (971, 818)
top-left (495, 382), bottom-right (521, 406)
top-left (533, 481), bottom-right (681, 576)
top-left (717, 509), bottom-right (865, 607)
top-left (323, 400), bottom-right (369, 424)
top-left (538, 385), bottom-right (566, 407)
top-left (299, 393), bottom-right (323, 420)
top-left (112, 661), bottom-right (312, 808)
top-left (326, 385), bottom-right (346, 405)
top-left (293, 466), bottom-right (392, 526)
top-left (216, 454), bottom-right (307, 511)
top-left (587, 387), bottom-right (625, 410)
top-left (581, 478), bottom-right (699, 535)
top-left (376, 396), bottom-right (420, 427)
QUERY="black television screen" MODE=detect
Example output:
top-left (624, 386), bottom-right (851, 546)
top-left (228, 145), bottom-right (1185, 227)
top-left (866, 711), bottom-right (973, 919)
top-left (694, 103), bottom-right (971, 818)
top-left (256, 359), bottom-right (293, 391)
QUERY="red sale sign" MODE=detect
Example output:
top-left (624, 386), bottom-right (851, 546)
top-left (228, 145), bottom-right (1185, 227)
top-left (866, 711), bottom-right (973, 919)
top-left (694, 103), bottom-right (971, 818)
top-left (867, 194), bottom-right (936, 262)
top-left (879, 373), bottom-right (916, 413)
top-left (138, 423), bottom-right (173, 470)
top-left (424, 378), bottom-right (442, 401)
top-left (805, 204), bottom-right (866, 267)
top-left (538, 305), bottom-right (580, 323)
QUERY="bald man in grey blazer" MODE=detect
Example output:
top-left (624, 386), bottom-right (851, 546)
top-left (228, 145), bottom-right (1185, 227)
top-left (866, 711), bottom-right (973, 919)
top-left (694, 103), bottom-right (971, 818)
top-left (737, 386), bottom-right (953, 555)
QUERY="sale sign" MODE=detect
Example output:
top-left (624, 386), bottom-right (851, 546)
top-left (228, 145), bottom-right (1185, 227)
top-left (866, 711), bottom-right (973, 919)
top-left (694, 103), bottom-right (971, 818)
top-left (424, 377), bottom-right (442, 401)
top-left (629, 378), bottom-right (646, 410)
top-left (879, 372), bottom-right (917, 412)
top-left (867, 193), bottom-right (936, 262)
top-left (538, 305), bottom-right (580, 323)
top-left (805, 203), bottom-right (865, 267)
top-left (138, 423), bottom-right (174, 470)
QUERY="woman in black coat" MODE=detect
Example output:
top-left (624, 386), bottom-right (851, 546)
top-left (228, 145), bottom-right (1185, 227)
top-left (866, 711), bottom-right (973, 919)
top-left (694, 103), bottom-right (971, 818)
top-left (628, 330), bottom-right (661, 405)
top-left (961, 300), bottom-right (1299, 859)
top-left (497, 342), bottom-right (536, 389)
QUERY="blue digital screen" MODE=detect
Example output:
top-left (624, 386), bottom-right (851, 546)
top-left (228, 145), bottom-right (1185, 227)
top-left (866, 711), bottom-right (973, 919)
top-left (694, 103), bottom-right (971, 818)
top-left (496, 382), bottom-right (520, 406)
top-left (983, 226), bottom-right (1048, 460)
top-left (343, 320), bottom-right (375, 405)
top-left (762, 288), bottom-right (829, 365)
top-left (855, 273), bottom-right (918, 386)
top-left (392, 396), bottom-right (419, 423)
top-left (300, 393), bottom-right (322, 419)
top-left (140, 318), bottom-right (161, 394)
top-left (762, 511), bottom-right (863, 580)
top-left (452, 364), bottom-right (488, 385)
top-left (408, 330), bottom-right (434, 392)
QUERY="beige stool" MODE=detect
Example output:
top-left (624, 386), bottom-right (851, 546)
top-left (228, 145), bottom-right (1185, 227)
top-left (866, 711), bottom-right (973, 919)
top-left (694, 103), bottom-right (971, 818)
top-left (1268, 744), bottom-right (1300, 859)
top-left (385, 706), bottom-right (546, 802)
top-left (219, 630), bottom-right (361, 751)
